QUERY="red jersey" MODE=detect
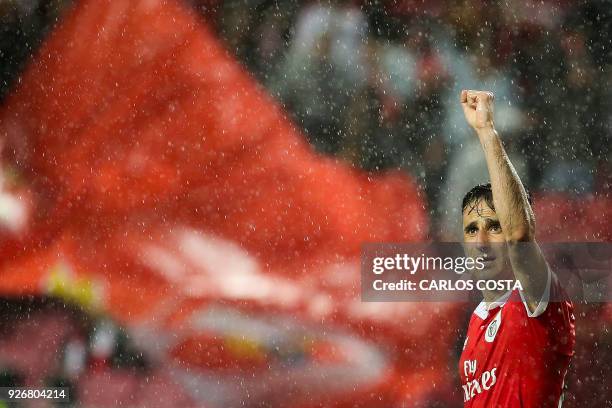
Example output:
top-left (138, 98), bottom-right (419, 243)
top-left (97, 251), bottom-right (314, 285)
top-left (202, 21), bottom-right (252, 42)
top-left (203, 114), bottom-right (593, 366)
top-left (459, 269), bottom-right (575, 407)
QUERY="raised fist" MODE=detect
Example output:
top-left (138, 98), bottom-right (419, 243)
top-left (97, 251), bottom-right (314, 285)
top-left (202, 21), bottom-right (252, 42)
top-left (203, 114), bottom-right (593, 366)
top-left (460, 90), bottom-right (495, 131)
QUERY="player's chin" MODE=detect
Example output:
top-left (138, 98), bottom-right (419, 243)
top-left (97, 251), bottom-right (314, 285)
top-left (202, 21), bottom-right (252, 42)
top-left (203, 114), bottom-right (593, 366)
top-left (473, 261), bottom-right (505, 281)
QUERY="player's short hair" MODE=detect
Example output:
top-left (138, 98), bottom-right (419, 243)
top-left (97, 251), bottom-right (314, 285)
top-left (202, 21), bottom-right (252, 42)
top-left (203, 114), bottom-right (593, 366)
top-left (461, 183), bottom-right (532, 215)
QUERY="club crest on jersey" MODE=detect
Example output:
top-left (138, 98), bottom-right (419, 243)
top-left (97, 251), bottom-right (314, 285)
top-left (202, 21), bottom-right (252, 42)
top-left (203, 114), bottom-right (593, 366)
top-left (485, 310), bottom-right (502, 343)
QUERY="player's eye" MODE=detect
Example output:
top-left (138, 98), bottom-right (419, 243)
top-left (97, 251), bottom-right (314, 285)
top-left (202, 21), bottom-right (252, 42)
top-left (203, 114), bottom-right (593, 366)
top-left (489, 223), bottom-right (502, 233)
top-left (465, 226), bottom-right (478, 235)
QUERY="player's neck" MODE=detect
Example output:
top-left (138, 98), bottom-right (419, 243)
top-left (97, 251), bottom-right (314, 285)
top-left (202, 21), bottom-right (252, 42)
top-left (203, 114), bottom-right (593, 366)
top-left (481, 268), bottom-right (514, 304)
top-left (481, 288), bottom-right (509, 304)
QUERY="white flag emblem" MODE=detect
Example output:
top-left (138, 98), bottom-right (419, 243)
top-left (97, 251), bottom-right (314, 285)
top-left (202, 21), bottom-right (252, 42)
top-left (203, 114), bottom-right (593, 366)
top-left (485, 310), bottom-right (502, 343)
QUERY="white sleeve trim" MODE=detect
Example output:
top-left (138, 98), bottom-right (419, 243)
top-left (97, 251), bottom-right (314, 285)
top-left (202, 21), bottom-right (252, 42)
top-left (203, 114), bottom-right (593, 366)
top-left (519, 264), bottom-right (551, 318)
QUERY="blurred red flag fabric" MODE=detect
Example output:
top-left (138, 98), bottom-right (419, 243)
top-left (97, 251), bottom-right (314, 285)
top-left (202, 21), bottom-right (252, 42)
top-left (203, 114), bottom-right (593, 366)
top-left (0, 1), bottom-right (462, 406)
top-left (0, 0), bottom-right (427, 271)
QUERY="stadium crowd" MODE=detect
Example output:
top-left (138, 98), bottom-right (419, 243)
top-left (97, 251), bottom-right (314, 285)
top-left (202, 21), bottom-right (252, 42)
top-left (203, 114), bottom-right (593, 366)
top-left (206, 0), bottom-right (611, 237)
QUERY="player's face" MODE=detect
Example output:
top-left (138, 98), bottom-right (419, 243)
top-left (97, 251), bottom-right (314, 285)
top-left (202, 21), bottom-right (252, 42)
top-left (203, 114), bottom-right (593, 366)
top-left (462, 200), bottom-right (511, 280)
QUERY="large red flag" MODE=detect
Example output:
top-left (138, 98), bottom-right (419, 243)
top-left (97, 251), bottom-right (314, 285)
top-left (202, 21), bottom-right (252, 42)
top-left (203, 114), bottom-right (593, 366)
top-left (0, 0), bottom-right (463, 406)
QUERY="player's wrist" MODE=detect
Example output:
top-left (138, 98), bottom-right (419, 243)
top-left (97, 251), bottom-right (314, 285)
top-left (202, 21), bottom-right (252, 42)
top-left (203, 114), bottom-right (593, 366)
top-left (475, 126), bottom-right (498, 140)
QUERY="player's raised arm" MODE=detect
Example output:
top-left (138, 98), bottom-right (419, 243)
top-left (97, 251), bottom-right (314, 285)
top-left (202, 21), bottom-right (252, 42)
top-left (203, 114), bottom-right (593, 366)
top-left (460, 90), bottom-right (548, 314)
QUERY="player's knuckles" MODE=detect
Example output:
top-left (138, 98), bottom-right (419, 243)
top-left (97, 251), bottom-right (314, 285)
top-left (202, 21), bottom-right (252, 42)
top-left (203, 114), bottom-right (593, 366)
top-left (471, 91), bottom-right (493, 101)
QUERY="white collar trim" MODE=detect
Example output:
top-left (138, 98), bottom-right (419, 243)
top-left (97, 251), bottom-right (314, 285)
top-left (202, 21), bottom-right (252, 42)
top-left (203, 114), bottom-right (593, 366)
top-left (473, 290), bottom-right (512, 320)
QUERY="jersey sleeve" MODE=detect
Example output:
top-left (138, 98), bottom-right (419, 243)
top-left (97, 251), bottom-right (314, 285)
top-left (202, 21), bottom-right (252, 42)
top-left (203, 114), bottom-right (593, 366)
top-left (521, 269), bottom-right (576, 357)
